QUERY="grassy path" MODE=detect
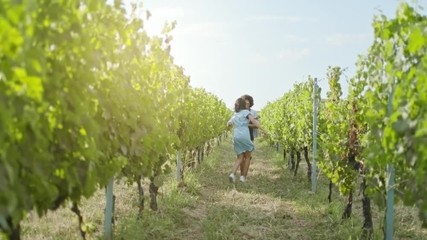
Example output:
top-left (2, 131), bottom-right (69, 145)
top-left (183, 138), bottom-right (319, 240)
top-left (21, 136), bottom-right (427, 239)
top-left (182, 138), bottom-right (320, 240)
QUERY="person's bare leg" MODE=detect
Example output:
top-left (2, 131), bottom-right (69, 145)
top-left (232, 154), bottom-right (244, 174)
top-left (230, 154), bottom-right (244, 182)
top-left (243, 140), bottom-right (255, 177)
top-left (240, 156), bottom-right (247, 176)
top-left (243, 152), bottom-right (252, 177)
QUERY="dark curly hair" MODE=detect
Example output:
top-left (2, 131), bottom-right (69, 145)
top-left (241, 94), bottom-right (254, 108)
top-left (234, 97), bottom-right (247, 112)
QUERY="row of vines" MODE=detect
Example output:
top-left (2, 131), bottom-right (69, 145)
top-left (0, 1), bottom-right (231, 239)
top-left (260, 3), bottom-right (427, 239)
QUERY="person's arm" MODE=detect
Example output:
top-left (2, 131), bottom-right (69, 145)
top-left (248, 123), bottom-right (258, 128)
top-left (227, 115), bottom-right (234, 127)
top-left (248, 114), bottom-right (260, 128)
top-left (248, 110), bottom-right (259, 128)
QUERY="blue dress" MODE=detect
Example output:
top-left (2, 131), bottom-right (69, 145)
top-left (228, 110), bottom-right (255, 155)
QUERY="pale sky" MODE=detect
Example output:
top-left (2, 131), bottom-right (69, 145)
top-left (137, 0), bottom-right (426, 110)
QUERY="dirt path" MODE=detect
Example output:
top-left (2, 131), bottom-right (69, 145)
top-left (183, 138), bottom-right (427, 240)
top-left (180, 138), bottom-right (319, 240)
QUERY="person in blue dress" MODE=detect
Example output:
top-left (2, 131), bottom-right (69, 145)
top-left (239, 94), bottom-right (259, 182)
top-left (227, 97), bottom-right (260, 183)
